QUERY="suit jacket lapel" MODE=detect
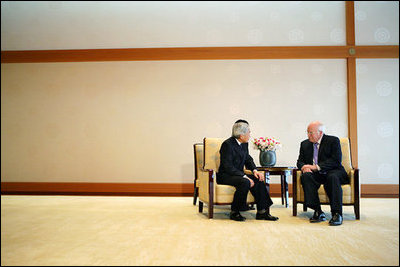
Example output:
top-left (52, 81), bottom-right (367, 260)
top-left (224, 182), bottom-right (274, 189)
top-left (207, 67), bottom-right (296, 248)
top-left (318, 135), bottom-right (327, 162)
top-left (230, 137), bottom-right (243, 160)
top-left (236, 143), bottom-right (245, 160)
top-left (306, 141), bottom-right (314, 164)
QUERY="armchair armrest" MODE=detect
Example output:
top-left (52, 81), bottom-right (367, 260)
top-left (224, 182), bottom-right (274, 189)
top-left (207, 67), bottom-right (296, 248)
top-left (245, 168), bottom-right (266, 176)
top-left (198, 166), bottom-right (214, 204)
top-left (244, 169), bottom-right (253, 176)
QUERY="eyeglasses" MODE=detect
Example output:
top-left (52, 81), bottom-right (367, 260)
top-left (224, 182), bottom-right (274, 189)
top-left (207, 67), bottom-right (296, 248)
top-left (307, 131), bottom-right (319, 135)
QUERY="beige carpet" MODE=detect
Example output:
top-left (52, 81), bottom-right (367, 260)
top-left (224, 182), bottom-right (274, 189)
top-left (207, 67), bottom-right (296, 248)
top-left (1, 195), bottom-right (399, 266)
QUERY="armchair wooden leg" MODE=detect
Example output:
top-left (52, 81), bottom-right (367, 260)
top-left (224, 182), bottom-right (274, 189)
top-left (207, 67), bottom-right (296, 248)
top-left (199, 201), bottom-right (203, 213)
top-left (354, 169), bottom-right (360, 220)
top-left (208, 204), bottom-right (214, 219)
top-left (293, 199), bottom-right (297, 216)
top-left (292, 169), bottom-right (298, 216)
top-left (193, 187), bottom-right (198, 205)
top-left (354, 200), bottom-right (360, 220)
top-left (354, 204), bottom-right (360, 220)
top-left (280, 174), bottom-right (285, 205)
top-left (208, 170), bottom-right (214, 219)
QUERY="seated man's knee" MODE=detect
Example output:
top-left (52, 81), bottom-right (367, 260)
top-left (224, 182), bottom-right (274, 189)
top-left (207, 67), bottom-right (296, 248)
top-left (301, 172), bottom-right (313, 183)
top-left (238, 178), bottom-right (251, 189)
top-left (326, 173), bottom-right (341, 185)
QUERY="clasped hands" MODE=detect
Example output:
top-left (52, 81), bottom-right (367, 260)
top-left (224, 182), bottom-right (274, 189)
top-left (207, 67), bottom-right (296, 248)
top-left (301, 164), bottom-right (319, 173)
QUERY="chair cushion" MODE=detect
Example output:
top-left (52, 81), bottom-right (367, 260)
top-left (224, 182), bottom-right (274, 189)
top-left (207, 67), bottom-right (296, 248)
top-left (215, 184), bottom-right (255, 203)
top-left (198, 171), bottom-right (255, 204)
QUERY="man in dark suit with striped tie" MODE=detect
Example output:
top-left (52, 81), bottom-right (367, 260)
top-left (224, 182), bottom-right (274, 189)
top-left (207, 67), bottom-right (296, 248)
top-left (217, 120), bottom-right (278, 222)
top-left (297, 121), bottom-right (349, 226)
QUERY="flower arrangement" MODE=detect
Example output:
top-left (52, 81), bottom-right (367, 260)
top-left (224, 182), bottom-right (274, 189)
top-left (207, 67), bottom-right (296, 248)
top-left (252, 137), bottom-right (281, 152)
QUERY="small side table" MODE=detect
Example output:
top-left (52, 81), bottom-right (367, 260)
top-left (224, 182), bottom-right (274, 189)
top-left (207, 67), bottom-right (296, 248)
top-left (256, 166), bottom-right (295, 208)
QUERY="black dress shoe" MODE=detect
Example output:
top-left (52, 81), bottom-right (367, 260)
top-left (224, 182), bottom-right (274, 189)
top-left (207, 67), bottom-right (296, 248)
top-left (310, 211), bottom-right (326, 223)
top-left (256, 212), bottom-right (279, 221)
top-left (329, 213), bottom-right (343, 226)
top-left (230, 211), bottom-right (246, 221)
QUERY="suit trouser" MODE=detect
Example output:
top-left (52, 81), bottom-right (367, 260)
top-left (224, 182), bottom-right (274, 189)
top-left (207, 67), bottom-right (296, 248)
top-left (217, 175), bottom-right (273, 212)
top-left (300, 169), bottom-right (349, 215)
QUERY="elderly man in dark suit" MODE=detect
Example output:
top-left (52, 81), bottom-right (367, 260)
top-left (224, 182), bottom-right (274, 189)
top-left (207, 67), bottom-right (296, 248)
top-left (217, 120), bottom-right (278, 222)
top-left (297, 121), bottom-right (349, 226)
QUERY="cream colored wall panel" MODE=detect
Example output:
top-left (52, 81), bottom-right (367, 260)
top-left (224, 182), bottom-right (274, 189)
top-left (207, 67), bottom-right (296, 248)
top-left (355, 1), bottom-right (399, 45)
top-left (1, 1), bottom-right (345, 50)
top-left (1, 60), bottom-right (347, 183)
top-left (356, 59), bottom-right (399, 184)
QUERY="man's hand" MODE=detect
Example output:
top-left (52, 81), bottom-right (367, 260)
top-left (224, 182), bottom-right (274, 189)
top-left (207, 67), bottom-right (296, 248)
top-left (301, 164), bottom-right (318, 173)
top-left (253, 170), bottom-right (265, 182)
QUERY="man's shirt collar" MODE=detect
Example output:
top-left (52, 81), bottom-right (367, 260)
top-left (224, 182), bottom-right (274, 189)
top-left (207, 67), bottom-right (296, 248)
top-left (235, 138), bottom-right (242, 146)
top-left (316, 134), bottom-right (324, 144)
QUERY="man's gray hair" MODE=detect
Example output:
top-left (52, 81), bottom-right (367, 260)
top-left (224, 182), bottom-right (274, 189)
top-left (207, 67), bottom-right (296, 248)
top-left (232, 122), bottom-right (250, 138)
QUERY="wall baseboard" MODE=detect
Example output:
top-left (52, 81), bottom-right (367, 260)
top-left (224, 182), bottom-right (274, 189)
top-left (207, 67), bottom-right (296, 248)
top-left (360, 184), bottom-right (399, 198)
top-left (0, 182), bottom-right (193, 196)
top-left (1, 182), bottom-right (398, 198)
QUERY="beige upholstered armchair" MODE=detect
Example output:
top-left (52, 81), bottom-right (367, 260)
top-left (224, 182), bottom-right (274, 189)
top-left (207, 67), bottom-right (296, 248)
top-left (292, 137), bottom-right (360, 219)
top-left (197, 138), bottom-right (255, 219)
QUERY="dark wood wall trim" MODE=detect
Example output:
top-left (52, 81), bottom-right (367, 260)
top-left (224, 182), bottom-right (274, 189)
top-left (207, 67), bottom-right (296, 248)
top-left (0, 182), bottom-right (193, 197)
top-left (1, 45), bottom-right (398, 63)
top-left (1, 182), bottom-right (398, 198)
